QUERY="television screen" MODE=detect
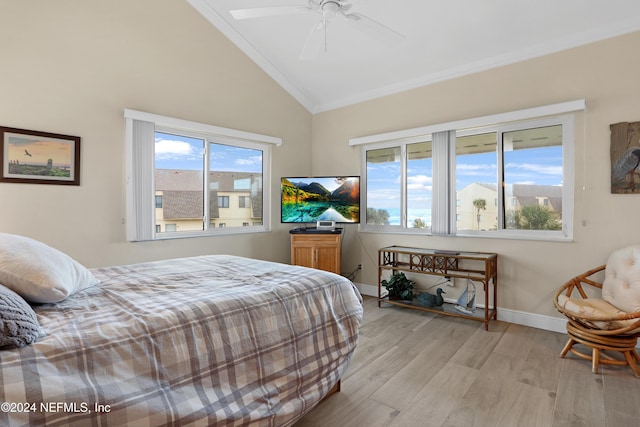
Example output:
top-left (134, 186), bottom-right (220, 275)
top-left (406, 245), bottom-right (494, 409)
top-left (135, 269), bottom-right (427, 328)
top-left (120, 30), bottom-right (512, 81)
top-left (281, 176), bottom-right (360, 224)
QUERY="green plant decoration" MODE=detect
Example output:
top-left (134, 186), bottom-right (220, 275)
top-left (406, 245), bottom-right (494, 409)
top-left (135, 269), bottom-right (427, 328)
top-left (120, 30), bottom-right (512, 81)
top-left (381, 272), bottom-right (415, 300)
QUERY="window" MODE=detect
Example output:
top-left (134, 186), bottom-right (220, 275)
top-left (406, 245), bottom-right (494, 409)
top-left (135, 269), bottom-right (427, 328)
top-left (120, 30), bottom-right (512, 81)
top-left (155, 132), bottom-right (205, 234)
top-left (217, 196), bottom-right (230, 209)
top-left (365, 147), bottom-right (401, 226)
top-left (235, 178), bottom-right (250, 189)
top-left (125, 109), bottom-right (281, 241)
top-left (455, 132), bottom-right (497, 233)
top-left (407, 141), bottom-right (433, 230)
top-left (354, 100), bottom-right (583, 241)
top-left (501, 123), bottom-right (564, 232)
top-left (239, 196), bottom-right (250, 208)
top-left (364, 141), bottom-right (434, 230)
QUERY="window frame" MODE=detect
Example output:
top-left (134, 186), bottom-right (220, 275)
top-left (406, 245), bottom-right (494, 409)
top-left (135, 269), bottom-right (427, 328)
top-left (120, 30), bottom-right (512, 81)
top-left (124, 109), bottom-right (281, 241)
top-left (354, 101), bottom-right (582, 241)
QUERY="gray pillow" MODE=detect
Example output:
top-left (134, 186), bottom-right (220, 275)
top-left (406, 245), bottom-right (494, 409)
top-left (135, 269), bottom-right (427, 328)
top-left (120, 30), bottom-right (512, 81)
top-left (0, 284), bottom-right (42, 349)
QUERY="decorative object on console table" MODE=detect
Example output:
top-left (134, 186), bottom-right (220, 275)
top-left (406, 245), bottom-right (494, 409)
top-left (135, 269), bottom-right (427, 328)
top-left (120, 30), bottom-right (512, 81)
top-left (454, 278), bottom-right (477, 315)
top-left (380, 272), bottom-right (415, 301)
top-left (290, 228), bottom-right (342, 274)
top-left (378, 246), bottom-right (498, 331)
top-left (0, 126), bottom-right (81, 186)
top-left (415, 288), bottom-right (445, 307)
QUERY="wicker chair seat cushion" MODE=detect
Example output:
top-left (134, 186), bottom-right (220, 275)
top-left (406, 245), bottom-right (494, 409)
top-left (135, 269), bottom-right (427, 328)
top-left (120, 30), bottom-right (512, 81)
top-left (556, 294), bottom-right (640, 332)
top-left (602, 245), bottom-right (640, 313)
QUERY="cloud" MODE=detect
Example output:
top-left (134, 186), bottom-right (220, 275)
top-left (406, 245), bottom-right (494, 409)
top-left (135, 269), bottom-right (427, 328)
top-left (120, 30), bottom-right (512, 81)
top-left (155, 138), bottom-right (199, 160)
top-left (458, 161), bottom-right (561, 181)
top-left (236, 155), bottom-right (262, 166)
top-left (407, 174), bottom-right (432, 191)
top-left (505, 162), bottom-right (562, 176)
top-left (368, 189), bottom-right (400, 203)
top-left (457, 163), bottom-right (497, 175)
top-left (368, 163), bottom-right (400, 174)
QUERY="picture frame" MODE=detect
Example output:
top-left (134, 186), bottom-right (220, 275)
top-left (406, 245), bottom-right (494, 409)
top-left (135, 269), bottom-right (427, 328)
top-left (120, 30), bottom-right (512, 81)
top-left (0, 126), bottom-right (81, 186)
top-left (611, 121), bottom-right (640, 194)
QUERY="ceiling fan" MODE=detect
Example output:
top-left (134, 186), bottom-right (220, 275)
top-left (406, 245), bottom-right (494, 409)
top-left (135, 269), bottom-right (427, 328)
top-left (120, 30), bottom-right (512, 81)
top-left (229, 0), bottom-right (405, 60)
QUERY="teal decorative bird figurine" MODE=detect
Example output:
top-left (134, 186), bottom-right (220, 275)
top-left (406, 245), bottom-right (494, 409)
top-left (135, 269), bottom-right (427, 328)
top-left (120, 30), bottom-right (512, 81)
top-left (415, 288), bottom-right (446, 307)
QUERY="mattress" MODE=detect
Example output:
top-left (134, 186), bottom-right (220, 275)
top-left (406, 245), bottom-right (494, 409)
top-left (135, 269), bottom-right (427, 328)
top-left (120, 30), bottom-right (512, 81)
top-left (0, 255), bottom-right (363, 426)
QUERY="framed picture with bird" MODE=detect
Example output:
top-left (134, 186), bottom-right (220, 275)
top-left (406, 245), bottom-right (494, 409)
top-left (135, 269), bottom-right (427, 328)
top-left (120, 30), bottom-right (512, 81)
top-left (0, 126), bottom-right (80, 185)
top-left (611, 121), bottom-right (640, 193)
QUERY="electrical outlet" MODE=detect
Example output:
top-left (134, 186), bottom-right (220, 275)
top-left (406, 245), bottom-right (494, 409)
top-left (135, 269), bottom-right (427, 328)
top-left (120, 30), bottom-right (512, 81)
top-left (357, 264), bottom-right (362, 270)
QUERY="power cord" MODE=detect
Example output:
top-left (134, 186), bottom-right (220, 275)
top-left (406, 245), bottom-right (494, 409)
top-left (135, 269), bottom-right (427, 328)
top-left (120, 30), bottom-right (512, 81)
top-left (342, 264), bottom-right (362, 281)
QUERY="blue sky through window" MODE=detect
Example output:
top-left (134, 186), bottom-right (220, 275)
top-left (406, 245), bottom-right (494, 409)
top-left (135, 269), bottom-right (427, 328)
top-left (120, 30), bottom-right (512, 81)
top-left (367, 146), bottom-right (562, 211)
top-left (154, 132), bottom-right (262, 173)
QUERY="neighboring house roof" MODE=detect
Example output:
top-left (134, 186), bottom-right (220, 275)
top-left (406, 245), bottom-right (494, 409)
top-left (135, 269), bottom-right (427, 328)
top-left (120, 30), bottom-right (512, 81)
top-left (474, 183), bottom-right (497, 192)
top-left (163, 191), bottom-right (203, 219)
top-left (459, 182), bottom-right (562, 211)
top-left (156, 169), bottom-right (260, 192)
top-left (155, 169), bottom-right (262, 220)
top-left (156, 169), bottom-right (203, 191)
top-left (512, 184), bottom-right (563, 212)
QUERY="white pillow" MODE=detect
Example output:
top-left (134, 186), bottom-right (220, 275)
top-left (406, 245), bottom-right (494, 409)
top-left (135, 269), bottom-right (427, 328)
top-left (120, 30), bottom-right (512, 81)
top-left (0, 233), bottom-right (99, 303)
top-left (602, 245), bottom-right (640, 313)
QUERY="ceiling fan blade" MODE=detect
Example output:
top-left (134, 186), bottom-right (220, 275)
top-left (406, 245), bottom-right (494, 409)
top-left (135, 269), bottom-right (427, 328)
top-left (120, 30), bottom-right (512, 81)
top-left (345, 12), bottom-right (405, 45)
top-left (299, 21), bottom-right (326, 61)
top-left (230, 6), bottom-right (312, 20)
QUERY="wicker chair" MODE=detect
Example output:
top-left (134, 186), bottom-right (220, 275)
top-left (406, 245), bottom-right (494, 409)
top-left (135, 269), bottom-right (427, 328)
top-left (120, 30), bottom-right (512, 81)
top-left (554, 247), bottom-right (640, 378)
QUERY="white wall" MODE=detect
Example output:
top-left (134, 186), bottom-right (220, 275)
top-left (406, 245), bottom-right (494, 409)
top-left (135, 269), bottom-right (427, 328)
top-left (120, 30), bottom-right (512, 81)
top-left (311, 31), bottom-right (640, 321)
top-left (0, 0), bottom-right (311, 267)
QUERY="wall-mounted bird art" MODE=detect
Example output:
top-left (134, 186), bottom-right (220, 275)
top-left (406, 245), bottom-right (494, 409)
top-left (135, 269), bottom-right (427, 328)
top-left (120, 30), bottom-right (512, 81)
top-left (611, 121), bottom-right (640, 193)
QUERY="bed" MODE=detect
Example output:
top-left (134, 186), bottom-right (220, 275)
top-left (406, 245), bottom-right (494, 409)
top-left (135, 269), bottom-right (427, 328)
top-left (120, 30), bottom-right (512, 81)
top-left (0, 234), bottom-right (363, 426)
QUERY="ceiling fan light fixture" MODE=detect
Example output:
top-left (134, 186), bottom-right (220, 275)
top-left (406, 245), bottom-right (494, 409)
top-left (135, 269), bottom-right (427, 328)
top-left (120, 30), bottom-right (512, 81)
top-left (322, 1), bottom-right (341, 20)
top-left (230, 0), bottom-right (404, 60)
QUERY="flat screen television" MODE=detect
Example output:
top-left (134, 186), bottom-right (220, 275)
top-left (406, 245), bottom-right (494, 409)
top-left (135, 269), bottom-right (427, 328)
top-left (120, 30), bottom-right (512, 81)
top-left (281, 176), bottom-right (360, 224)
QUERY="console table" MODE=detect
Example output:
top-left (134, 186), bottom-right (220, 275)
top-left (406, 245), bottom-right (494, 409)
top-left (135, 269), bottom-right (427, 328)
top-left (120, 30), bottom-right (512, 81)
top-left (378, 246), bottom-right (498, 330)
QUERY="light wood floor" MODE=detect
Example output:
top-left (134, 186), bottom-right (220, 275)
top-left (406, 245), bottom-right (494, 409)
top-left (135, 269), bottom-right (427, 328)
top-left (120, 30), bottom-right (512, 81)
top-left (296, 296), bottom-right (640, 427)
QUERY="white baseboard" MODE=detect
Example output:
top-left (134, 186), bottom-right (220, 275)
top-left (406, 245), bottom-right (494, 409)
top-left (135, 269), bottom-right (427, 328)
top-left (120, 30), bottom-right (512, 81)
top-left (354, 283), bottom-right (378, 298)
top-left (354, 282), bottom-right (566, 334)
top-left (496, 307), bottom-right (566, 333)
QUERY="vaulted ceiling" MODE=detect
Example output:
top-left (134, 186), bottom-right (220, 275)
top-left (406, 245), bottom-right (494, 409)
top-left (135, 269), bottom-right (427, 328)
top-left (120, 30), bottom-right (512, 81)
top-left (188, 0), bottom-right (640, 113)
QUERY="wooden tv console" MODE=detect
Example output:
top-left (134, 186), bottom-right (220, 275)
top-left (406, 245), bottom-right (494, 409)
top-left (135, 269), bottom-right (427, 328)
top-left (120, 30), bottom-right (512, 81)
top-left (289, 228), bottom-right (342, 274)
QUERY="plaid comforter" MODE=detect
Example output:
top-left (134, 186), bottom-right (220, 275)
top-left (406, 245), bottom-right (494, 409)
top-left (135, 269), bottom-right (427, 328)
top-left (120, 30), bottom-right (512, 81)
top-left (0, 255), bottom-right (363, 426)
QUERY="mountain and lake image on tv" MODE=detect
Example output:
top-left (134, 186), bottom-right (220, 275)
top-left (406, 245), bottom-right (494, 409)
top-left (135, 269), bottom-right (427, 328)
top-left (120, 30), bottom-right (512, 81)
top-left (281, 176), bottom-right (360, 223)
